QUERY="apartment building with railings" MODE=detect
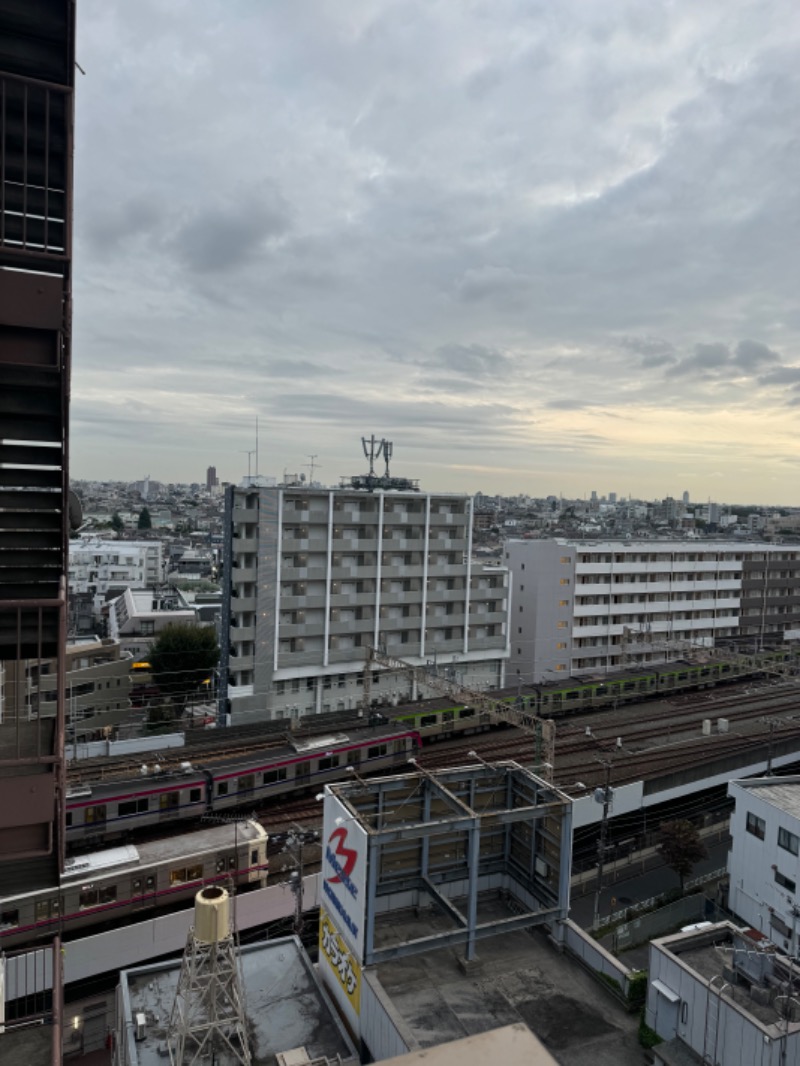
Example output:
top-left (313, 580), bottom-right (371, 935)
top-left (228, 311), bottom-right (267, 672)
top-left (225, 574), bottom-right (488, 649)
top-left (505, 540), bottom-right (800, 681)
top-left (220, 485), bottom-right (510, 722)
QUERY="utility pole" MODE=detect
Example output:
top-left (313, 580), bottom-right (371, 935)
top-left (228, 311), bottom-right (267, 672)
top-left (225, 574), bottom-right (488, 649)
top-left (765, 717), bottom-right (781, 776)
top-left (592, 759), bottom-right (614, 930)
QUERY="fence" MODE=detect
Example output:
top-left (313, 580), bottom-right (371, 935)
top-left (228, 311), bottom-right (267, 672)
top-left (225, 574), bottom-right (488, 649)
top-left (612, 883), bottom-right (728, 951)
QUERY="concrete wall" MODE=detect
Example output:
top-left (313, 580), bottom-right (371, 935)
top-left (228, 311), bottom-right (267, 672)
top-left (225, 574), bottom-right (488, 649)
top-left (560, 919), bottom-right (633, 999)
top-left (505, 540), bottom-right (574, 683)
top-left (360, 970), bottom-right (418, 1061)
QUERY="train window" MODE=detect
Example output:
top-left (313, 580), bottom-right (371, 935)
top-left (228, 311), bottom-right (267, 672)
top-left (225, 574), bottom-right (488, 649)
top-left (145, 876), bottom-right (155, 891)
top-left (420, 714), bottom-right (437, 727)
top-left (79, 889), bottom-right (99, 909)
top-left (319, 756), bottom-right (340, 771)
top-left (119, 799), bottom-right (149, 817)
top-left (99, 886), bottom-right (117, 905)
top-left (442, 711), bottom-right (454, 723)
top-left (367, 744), bottom-right (388, 759)
top-left (228, 856), bottom-right (237, 870)
top-left (0, 910), bottom-right (19, 929)
top-left (187, 865), bottom-right (203, 881)
top-left (218, 782), bottom-right (229, 796)
top-left (190, 788), bottom-right (202, 802)
top-left (565, 691), bottom-right (579, 701)
top-left (170, 868), bottom-right (188, 886)
top-left (52, 897), bottom-right (60, 915)
top-left (263, 768), bottom-right (288, 785)
top-left (623, 682), bottom-right (635, 691)
top-left (85, 805), bottom-right (107, 824)
top-left (216, 859), bottom-right (225, 873)
top-left (459, 708), bottom-right (476, 719)
top-left (238, 774), bottom-right (255, 792)
top-left (36, 901), bottom-right (51, 921)
top-left (677, 672), bottom-right (688, 681)
top-left (159, 793), bottom-right (179, 812)
top-left (66, 812), bottom-right (73, 827)
top-left (251, 850), bottom-right (258, 865)
top-left (133, 878), bottom-right (143, 895)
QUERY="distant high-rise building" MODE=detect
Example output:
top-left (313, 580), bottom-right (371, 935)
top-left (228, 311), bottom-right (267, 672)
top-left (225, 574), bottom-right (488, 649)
top-left (206, 465), bottom-right (218, 491)
top-left (608, 492), bottom-right (617, 504)
top-left (220, 484), bottom-right (510, 722)
top-left (683, 490), bottom-right (690, 505)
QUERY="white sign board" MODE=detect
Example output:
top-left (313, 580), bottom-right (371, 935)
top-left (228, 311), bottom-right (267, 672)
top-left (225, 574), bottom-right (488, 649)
top-left (321, 792), bottom-right (368, 961)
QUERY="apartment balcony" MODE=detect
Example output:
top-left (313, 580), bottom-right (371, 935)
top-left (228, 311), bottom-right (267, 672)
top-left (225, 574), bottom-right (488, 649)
top-left (233, 506), bottom-right (258, 524)
top-left (230, 624), bottom-right (255, 642)
top-left (468, 609), bottom-right (507, 625)
top-left (330, 565), bottom-right (379, 581)
top-left (277, 649), bottom-right (325, 668)
top-left (230, 652), bottom-right (254, 671)
top-left (279, 593), bottom-right (327, 610)
top-left (328, 591), bottom-right (373, 608)
top-left (465, 637), bottom-right (507, 653)
top-left (232, 566), bottom-right (257, 583)
top-left (282, 565), bottom-right (329, 582)
top-left (327, 647), bottom-right (372, 665)
top-left (233, 536), bottom-right (258, 553)
top-left (279, 622), bottom-right (325, 639)
top-left (230, 595), bottom-right (256, 612)
top-left (426, 562), bottom-right (464, 578)
top-left (378, 615), bottom-right (423, 632)
top-left (428, 511), bottom-right (463, 526)
top-left (329, 619), bottom-right (374, 636)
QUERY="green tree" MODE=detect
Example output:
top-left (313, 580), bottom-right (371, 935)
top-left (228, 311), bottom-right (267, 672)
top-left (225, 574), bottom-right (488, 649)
top-left (137, 506), bottom-right (152, 530)
top-left (111, 511), bottom-right (124, 534)
top-left (148, 623), bottom-right (219, 719)
top-left (657, 819), bottom-right (708, 893)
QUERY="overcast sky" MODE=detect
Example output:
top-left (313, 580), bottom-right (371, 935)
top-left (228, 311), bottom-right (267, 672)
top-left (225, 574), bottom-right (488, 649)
top-left (71, 0), bottom-right (800, 503)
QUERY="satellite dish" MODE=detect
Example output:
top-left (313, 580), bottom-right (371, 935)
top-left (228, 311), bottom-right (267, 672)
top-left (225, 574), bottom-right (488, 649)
top-left (68, 489), bottom-right (83, 530)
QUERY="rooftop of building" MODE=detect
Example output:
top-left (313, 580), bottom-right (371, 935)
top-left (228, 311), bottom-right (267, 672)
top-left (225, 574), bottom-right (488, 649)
top-left (378, 1023), bottom-right (559, 1066)
top-left (372, 923), bottom-right (642, 1066)
top-left (0, 1020), bottom-right (56, 1066)
top-left (508, 538), bottom-right (797, 553)
top-left (654, 922), bottom-right (800, 1035)
top-left (730, 775), bottom-right (800, 819)
top-left (119, 936), bottom-right (358, 1066)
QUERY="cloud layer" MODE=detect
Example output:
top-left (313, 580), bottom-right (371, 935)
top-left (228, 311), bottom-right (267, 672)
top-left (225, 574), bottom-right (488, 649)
top-left (70, 0), bottom-right (800, 501)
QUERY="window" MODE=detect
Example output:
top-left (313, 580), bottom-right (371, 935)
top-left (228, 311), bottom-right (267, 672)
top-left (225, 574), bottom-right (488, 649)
top-left (775, 869), bottom-right (797, 892)
top-left (85, 804), bottom-right (107, 824)
top-left (779, 827), bottom-right (800, 855)
top-left (557, 621), bottom-right (568, 629)
top-left (746, 812), bottom-right (766, 840)
top-left (0, 910), bottom-right (19, 929)
top-left (218, 782), bottom-right (229, 796)
top-left (159, 793), bottom-right (179, 813)
top-left (190, 788), bottom-right (202, 803)
top-left (559, 599), bottom-right (569, 607)
top-left (560, 578), bottom-right (570, 586)
top-left (238, 774), bottom-right (255, 793)
top-left (79, 889), bottom-right (99, 909)
top-left (367, 744), bottom-right (388, 759)
top-left (556, 642), bottom-right (568, 650)
top-left (36, 900), bottom-right (52, 921)
top-left (170, 868), bottom-right (187, 886)
top-left (263, 768), bottom-right (288, 785)
top-left (119, 798), bottom-right (149, 817)
top-left (187, 865), bottom-right (203, 881)
top-left (319, 755), bottom-right (340, 772)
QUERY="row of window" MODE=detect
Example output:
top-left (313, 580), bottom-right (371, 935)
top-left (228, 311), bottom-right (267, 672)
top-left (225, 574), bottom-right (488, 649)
top-left (746, 813), bottom-right (800, 856)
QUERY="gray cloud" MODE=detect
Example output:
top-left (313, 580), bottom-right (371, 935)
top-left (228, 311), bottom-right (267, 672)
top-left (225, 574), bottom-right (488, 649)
top-left (69, 0), bottom-right (800, 500)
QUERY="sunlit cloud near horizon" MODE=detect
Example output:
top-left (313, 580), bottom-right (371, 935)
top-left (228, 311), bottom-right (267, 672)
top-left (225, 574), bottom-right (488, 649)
top-left (71, 0), bottom-right (800, 504)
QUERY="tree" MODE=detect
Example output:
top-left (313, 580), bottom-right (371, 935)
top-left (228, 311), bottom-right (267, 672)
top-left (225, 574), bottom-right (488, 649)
top-left (111, 511), bottom-right (124, 534)
top-left (148, 623), bottom-right (219, 720)
top-left (137, 506), bottom-right (152, 530)
top-left (657, 819), bottom-right (708, 893)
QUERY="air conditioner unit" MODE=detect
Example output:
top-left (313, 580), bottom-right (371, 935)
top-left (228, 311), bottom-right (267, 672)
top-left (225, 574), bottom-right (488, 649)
top-left (135, 1013), bottom-right (147, 1041)
top-left (276, 1049), bottom-right (312, 1066)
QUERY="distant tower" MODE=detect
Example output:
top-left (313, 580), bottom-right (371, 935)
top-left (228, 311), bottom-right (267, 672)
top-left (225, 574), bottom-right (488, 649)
top-left (206, 466), bottom-right (218, 492)
top-left (167, 886), bottom-right (251, 1066)
top-left (683, 490), bottom-right (690, 505)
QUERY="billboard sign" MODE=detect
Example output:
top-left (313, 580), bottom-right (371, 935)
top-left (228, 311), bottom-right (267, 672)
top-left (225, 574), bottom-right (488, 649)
top-left (319, 905), bottom-right (361, 1019)
top-left (321, 792), bottom-right (368, 960)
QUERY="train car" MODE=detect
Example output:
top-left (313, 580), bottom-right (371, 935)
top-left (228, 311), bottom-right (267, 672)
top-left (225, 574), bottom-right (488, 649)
top-left (65, 724), bottom-right (422, 845)
top-left (0, 819), bottom-right (268, 952)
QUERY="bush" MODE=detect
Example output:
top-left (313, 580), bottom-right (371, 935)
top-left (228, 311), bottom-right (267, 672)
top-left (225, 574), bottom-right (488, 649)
top-left (626, 970), bottom-right (648, 1009)
top-left (638, 1012), bottom-right (662, 1049)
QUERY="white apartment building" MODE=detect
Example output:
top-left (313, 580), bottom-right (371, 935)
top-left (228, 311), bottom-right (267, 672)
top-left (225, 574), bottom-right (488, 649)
top-left (505, 540), bottom-right (800, 681)
top-left (69, 538), bottom-right (163, 618)
top-left (728, 778), bottom-right (800, 954)
top-left (221, 485), bottom-right (510, 722)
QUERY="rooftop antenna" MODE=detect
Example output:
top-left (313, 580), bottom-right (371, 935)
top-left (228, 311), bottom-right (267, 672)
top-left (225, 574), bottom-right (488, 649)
top-left (239, 449), bottom-right (255, 479)
top-left (305, 454), bottom-right (320, 484)
top-left (381, 439), bottom-right (393, 477)
top-left (362, 434), bottom-right (385, 477)
top-left (167, 886), bottom-right (251, 1066)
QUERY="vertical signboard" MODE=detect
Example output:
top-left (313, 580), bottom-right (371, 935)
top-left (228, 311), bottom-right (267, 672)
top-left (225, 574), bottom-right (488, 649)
top-left (321, 793), bottom-right (368, 962)
top-left (319, 905), bottom-right (361, 1031)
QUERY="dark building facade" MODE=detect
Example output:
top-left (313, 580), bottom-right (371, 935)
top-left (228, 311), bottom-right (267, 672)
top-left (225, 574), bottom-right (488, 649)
top-left (0, 2), bottom-right (76, 1060)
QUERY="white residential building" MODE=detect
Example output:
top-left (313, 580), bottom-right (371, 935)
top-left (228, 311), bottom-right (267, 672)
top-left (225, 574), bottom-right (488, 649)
top-left (728, 778), bottom-right (800, 953)
top-left (106, 587), bottom-right (199, 660)
top-left (647, 923), bottom-right (800, 1066)
top-left (69, 538), bottom-right (163, 617)
top-left (221, 484), bottom-right (510, 722)
top-left (505, 540), bottom-right (800, 681)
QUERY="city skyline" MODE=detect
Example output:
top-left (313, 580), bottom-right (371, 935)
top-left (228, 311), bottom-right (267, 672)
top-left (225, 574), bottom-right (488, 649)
top-left (71, 1), bottom-right (800, 502)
